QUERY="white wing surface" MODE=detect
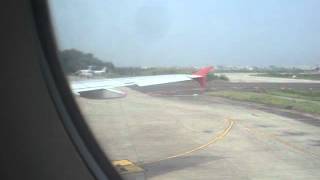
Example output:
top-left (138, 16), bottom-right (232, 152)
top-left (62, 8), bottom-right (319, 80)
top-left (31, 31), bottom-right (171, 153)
top-left (70, 66), bottom-right (213, 96)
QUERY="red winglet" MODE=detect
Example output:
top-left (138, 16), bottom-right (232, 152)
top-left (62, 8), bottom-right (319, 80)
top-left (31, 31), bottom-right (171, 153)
top-left (193, 66), bottom-right (214, 89)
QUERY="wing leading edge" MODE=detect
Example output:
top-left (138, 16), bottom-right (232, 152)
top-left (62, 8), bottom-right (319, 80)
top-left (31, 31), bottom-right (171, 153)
top-left (71, 66), bottom-right (214, 96)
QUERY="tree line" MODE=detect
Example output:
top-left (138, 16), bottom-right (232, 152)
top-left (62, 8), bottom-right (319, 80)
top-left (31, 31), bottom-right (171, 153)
top-left (58, 49), bottom-right (228, 81)
top-left (58, 49), bottom-right (114, 74)
top-left (57, 49), bottom-right (195, 76)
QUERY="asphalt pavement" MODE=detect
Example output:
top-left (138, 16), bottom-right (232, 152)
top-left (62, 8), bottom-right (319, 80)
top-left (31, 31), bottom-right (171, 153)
top-left (75, 81), bottom-right (320, 179)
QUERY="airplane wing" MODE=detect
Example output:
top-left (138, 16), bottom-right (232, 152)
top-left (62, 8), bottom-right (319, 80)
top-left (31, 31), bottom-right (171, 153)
top-left (70, 66), bottom-right (213, 96)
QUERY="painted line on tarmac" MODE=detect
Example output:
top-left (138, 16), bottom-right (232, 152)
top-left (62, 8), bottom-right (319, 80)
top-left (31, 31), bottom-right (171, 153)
top-left (141, 118), bottom-right (234, 165)
top-left (240, 123), bottom-right (320, 159)
top-left (112, 160), bottom-right (144, 174)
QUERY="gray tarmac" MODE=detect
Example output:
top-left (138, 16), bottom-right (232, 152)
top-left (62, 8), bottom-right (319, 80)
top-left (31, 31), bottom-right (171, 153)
top-left (76, 81), bottom-right (320, 180)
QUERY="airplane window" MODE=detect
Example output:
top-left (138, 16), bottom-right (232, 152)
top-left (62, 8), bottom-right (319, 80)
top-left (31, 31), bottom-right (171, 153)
top-left (48, 0), bottom-right (320, 179)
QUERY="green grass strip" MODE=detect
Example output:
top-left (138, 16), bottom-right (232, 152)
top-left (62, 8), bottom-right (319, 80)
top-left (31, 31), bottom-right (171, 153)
top-left (209, 91), bottom-right (320, 114)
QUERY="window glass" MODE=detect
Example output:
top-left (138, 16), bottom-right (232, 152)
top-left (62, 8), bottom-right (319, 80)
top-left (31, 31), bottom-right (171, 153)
top-left (48, 1), bottom-right (320, 179)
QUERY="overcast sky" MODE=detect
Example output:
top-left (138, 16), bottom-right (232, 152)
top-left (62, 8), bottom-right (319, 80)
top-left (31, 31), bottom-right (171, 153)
top-left (49, 0), bottom-right (320, 67)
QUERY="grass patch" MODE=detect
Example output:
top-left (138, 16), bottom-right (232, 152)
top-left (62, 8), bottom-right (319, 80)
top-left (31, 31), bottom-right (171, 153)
top-left (207, 73), bottom-right (229, 81)
top-left (208, 90), bottom-right (320, 114)
top-left (267, 89), bottom-right (320, 101)
top-left (254, 73), bottom-right (320, 80)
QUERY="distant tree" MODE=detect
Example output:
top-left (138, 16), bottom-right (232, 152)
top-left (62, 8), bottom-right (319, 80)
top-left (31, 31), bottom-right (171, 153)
top-left (58, 49), bottom-right (114, 74)
top-left (207, 73), bottom-right (229, 81)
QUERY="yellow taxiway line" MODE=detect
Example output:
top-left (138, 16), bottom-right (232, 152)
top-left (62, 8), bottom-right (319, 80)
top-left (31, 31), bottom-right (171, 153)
top-left (142, 118), bottom-right (234, 165)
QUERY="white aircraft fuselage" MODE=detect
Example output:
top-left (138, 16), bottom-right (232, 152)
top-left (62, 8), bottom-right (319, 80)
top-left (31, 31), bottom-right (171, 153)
top-left (76, 67), bottom-right (106, 77)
